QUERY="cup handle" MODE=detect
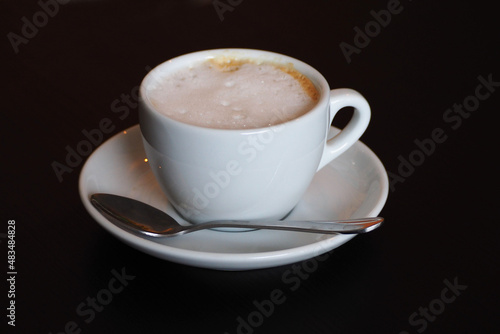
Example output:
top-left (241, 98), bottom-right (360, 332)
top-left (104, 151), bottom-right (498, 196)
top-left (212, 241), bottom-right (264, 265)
top-left (317, 88), bottom-right (371, 171)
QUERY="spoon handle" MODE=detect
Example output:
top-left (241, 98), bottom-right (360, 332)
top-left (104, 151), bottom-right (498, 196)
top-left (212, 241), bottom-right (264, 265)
top-left (187, 217), bottom-right (384, 234)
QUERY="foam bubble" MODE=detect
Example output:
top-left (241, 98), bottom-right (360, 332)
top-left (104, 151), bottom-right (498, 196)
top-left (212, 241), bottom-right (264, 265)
top-left (232, 112), bottom-right (246, 120)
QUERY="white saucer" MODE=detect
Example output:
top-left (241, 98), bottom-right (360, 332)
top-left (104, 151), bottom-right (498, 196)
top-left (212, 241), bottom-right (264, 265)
top-left (79, 124), bottom-right (388, 271)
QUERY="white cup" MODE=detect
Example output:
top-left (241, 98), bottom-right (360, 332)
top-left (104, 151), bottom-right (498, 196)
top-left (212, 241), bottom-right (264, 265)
top-left (139, 49), bottom-right (371, 224)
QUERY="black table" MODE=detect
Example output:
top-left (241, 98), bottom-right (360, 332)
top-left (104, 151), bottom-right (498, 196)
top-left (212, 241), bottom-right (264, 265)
top-left (3, 1), bottom-right (499, 333)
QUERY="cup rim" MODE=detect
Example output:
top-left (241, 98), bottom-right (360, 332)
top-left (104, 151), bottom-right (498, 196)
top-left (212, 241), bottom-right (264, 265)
top-left (139, 48), bottom-right (331, 133)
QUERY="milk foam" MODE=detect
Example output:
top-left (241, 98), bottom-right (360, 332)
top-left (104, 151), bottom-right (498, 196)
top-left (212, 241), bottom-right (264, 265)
top-left (147, 59), bottom-right (319, 129)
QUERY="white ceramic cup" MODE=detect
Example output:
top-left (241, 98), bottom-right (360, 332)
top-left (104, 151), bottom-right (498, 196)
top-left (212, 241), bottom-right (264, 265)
top-left (139, 49), bottom-right (371, 224)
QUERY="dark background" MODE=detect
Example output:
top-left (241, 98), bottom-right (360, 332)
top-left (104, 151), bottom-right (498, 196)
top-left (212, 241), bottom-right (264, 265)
top-left (2, 0), bottom-right (499, 333)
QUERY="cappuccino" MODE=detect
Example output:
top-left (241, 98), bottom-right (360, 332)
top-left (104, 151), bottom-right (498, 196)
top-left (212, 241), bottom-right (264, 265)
top-left (146, 58), bottom-right (319, 129)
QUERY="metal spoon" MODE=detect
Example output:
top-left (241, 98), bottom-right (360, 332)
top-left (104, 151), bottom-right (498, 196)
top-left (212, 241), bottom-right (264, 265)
top-left (90, 193), bottom-right (384, 237)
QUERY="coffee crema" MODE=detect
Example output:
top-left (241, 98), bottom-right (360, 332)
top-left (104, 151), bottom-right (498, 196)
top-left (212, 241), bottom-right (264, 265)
top-left (147, 58), bottom-right (319, 129)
